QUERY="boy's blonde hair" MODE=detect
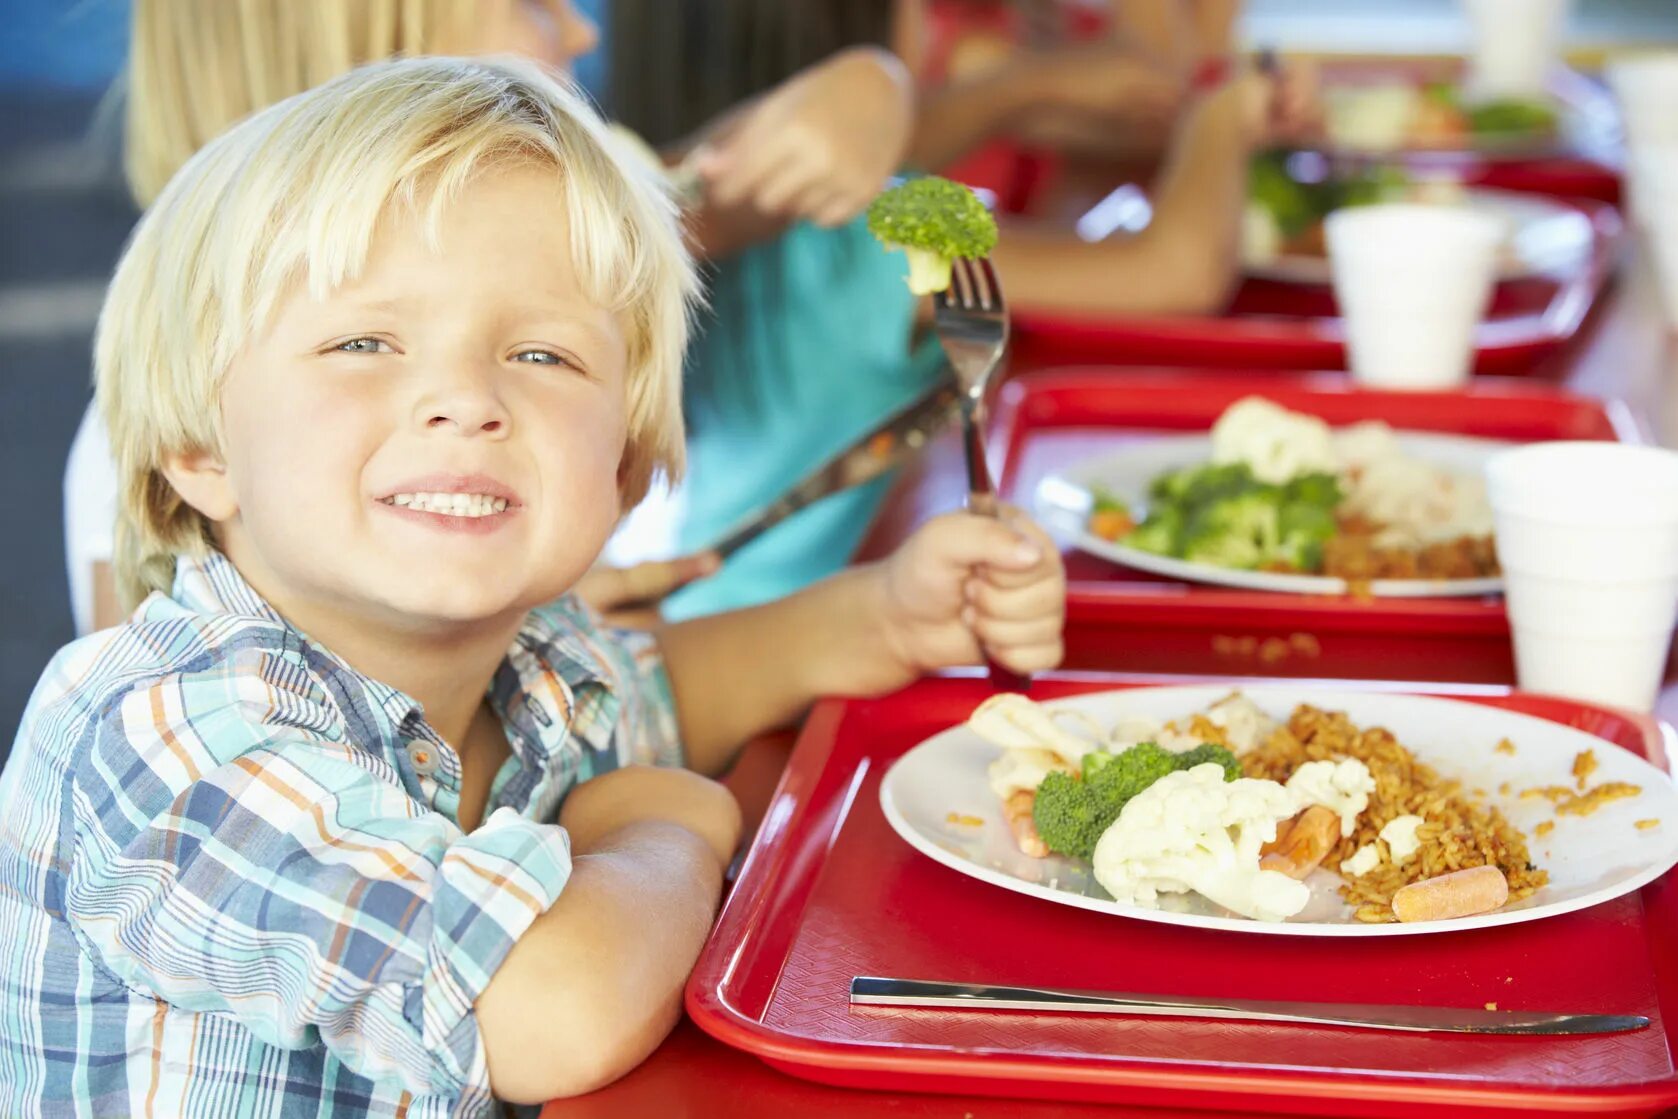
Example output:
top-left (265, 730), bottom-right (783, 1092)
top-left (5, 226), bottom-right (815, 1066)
top-left (125, 0), bottom-right (496, 207)
top-left (97, 56), bottom-right (697, 608)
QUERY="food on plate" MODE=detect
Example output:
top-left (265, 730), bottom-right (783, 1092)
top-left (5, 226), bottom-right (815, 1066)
top-left (1245, 151), bottom-right (1427, 262)
top-left (970, 691), bottom-right (1552, 924)
top-left (1241, 703), bottom-right (1546, 923)
top-left (1324, 80), bottom-right (1558, 153)
top-left (1087, 397), bottom-right (1500, 583)
top-left (867, 175), bottom-right (999, 295)
top-left (1637, 819), bottom-right (1661, 831)
top-left (1391, 865), bottom-right (1510, 922)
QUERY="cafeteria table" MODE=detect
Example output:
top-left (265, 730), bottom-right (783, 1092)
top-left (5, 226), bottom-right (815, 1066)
top-left (541, 245), bottom-right (1678, 1118)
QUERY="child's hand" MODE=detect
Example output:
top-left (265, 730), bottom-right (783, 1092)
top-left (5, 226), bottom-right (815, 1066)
top-left (693, 47), bottom-right (913, 228)
top-left (876, 508), bottom-right (1065, 683)
top-left (574, 553), bottom-right (720, 630)
top-left (559, 765), bottom-right (743, 868)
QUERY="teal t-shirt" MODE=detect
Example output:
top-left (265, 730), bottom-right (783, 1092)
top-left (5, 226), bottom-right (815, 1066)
top-left (664, 216), bottom-right (945, 619)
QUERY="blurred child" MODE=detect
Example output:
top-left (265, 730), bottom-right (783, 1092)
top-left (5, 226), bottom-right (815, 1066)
top-left (609, 0), bottom-right (1315, 619)
top-left (2, 57), bottom-right (1064, 1114)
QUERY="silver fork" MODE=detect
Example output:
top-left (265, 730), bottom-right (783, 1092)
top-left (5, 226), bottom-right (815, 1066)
top-left (933, 257), bottom-right (1029, 691)
top-left (933, 257), bottom-right (1009, 518)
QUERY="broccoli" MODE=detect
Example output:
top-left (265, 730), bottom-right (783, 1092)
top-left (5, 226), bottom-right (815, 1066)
top-left (1147, 462), bottom-right (1256, 507)
top-left (1269, 501), bottom-right (1338, 570)
top-left (1090, 483), bottom-right (1130, 516)
top-left (866, 176), bottom-right (999, 295)
top-left (1248, 150), bottom-right (1317, 239)
top-left (1124, 507), bottom-right (1184, 555)
top-left (1172, 742), bottom-right (1243, 782)
top-left (1282, 471), bottom-right (1343, 508)
top-left (1466, 97), bottom-right (1558, 136)
top-left (1181, 491), bottom-right (1281, 569)
top-left (1032, 742), bottom-right (1180, 860)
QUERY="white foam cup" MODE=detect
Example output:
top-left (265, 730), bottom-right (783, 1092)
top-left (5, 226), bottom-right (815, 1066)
top-left (1327, 204), bottom-right (1504, 388)
top-left (1487, 441), bottom-right (1678, 709)
top-left (1462, 0), bottom-right (1569, 98)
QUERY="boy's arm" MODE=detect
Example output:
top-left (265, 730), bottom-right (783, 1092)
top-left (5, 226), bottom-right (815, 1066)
top-left (476, 819), bottom-right (722, 1102)
top-left (658, 511), bottom-right (1064, 776)
top-left (657, 565), bottom-right (897, 776)
top-left (66, 690), bottom-right (733, 1108)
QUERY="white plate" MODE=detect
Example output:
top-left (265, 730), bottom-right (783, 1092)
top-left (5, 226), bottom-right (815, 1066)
top-left (1035, 431), bottom-right (1507, 598)
top-left (1243, 189), bottom-right (1594, 285)
top-left (879, 684), bottom-right (1678, 937)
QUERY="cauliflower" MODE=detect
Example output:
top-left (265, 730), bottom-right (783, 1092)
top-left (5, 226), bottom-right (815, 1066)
top-left (1209, 397), bottom-right (1337, 485)
top-left (1204, 692), bottom-right (1279, 755)
top-left (1285, 758), bottom-right (1376, 838)
top-left (986, 747), bottom-right (1071, 800)
top-left (1091, 763), bottom-right (1311, 922)
top-left (968, 694), bottom-right (1098, 767)
top-left (1379, 814), bottom-right (1426, 864)
top-left (1340, 842), bottom-right (1380, 877)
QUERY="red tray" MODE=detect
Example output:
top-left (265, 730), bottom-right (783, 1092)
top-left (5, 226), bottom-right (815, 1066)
top-left (987, 368), bottom-right (1646, 684)
top-left (686, 673), bottom-right (1678, 1117)
top-left (1008, 193), bottom-right (1619, 376)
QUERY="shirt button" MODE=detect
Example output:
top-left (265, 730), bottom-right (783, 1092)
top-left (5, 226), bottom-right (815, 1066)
top-left (407, 742), bottom-right (438, 776)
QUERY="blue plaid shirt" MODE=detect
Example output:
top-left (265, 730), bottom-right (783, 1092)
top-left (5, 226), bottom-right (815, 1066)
top-left (0, 550), bottom-right (680, 1117)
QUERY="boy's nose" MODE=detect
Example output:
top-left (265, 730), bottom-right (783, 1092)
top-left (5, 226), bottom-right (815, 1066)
top-left (414, 383), bottom-right (512, 438)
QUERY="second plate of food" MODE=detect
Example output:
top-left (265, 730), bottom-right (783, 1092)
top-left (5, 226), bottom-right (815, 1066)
top-left (1035, 402), bottom-right (1507, 597)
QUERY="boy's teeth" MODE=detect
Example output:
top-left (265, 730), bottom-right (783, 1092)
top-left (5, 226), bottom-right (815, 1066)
top-left (386, 492), bottom-right (510, 517)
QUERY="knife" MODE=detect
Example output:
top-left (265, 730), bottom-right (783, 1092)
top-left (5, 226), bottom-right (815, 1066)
top-left (849, 978), bottom-right (1649, 1036)
top-left (703, 378), bottom-right (962, 560)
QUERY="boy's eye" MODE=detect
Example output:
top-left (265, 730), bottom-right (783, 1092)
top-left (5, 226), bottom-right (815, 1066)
top-left (513, 349), bottom-right (571, 368)
top-left (335, 337), bottom-right (391, 354)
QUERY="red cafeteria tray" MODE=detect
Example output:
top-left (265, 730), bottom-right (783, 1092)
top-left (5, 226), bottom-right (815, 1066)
top-left (1007, 193), bottom-right (1619, 377)
top-left (686, 673), bottom-right (1678, 1118)
top-left (987, 368), bottom-right (1646, 684)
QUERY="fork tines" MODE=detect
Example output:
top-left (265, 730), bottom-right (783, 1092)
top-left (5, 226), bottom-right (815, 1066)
top-left (941, 257), bottom-right (1003, 313)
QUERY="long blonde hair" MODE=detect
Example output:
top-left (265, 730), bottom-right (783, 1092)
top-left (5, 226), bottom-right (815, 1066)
top-left (99, 56), bottom-right (697, 607)
top-left (125, 0), bottom-right (495, 206)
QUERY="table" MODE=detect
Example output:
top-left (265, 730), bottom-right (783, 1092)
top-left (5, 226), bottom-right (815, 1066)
top-left (542, 244), bottom-right (1678, 1118)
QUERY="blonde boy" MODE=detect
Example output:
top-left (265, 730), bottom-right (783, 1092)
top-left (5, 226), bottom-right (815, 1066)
top-left (0, 57), bottom-right (1063, 1116)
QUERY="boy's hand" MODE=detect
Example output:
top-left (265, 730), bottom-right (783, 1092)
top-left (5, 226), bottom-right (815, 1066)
top-left (874, 509), bottom-right (1065, 687)
top-left (559, 765), bottom-right (742, 869)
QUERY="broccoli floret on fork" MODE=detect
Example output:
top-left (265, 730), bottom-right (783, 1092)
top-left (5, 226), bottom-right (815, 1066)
top-left (866, 176), bottom-right (999, 295)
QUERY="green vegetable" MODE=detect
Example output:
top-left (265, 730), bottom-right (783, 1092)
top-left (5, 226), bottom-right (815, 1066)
top-left (1148, 462), bottom-right (1255, 506)
top-left (1466, 97), bottom-right (1558, 136)
top-left (1248, 149), bottom-right (1317, 238)
top-left (1033, 742), bottom-right (1178, 860)
top-left (866, 176), bottom-right (999, 295)
top-left (1125, 507), bottom-right (1184, 556)
top-left (1034, 740), bottom-right (1246, 860)
top-left (1282, 472), bottom-right (1343, 507)
top-left (1182, 491), bottom-right (1283, 569)
top-left (1171, 742), bottom-right (1243, 782)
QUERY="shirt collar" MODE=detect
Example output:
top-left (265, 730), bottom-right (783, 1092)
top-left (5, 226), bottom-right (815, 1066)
top-left (166, 550), bottom-right (614, 752)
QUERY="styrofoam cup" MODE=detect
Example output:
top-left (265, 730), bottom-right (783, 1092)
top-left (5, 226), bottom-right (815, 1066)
top-left (1327, 205), bottom-right (1503, 388)
top-left (1607, 53), bottom-right (1678, 152)
top-left (1510, 623), bottom-right (1674, 712)
top-left (1624, 147), bottom-right (1678, 324)
top-left (1462, 0), bottom-right (1569, 98)
top-left (1487, 441), bottom-right (1678, 709)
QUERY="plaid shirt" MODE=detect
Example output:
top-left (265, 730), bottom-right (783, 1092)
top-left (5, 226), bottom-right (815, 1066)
top-left (0, 550), bottom-right (680, 1118)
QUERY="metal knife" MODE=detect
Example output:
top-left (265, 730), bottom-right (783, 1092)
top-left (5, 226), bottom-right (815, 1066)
top-left (703, 378), bottom-right (962, 560)
top-left (849, 977), bottom-right (1649, 1036)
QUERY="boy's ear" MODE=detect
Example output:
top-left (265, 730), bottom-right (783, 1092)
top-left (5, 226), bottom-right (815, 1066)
top-left (160, 448), bottom-right (239, 524)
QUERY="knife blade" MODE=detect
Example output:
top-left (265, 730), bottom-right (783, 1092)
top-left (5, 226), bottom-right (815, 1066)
top-left (703, 378), bottom-right (962, 560)
top-left (849, 977), bottom-right (1649, 1036)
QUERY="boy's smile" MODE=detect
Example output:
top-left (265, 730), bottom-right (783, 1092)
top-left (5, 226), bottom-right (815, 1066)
top-left (166, 165), bottom-right (633, 640)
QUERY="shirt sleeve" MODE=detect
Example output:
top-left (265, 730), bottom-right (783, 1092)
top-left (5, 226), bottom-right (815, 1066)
top-left (63, 669), bottom-right (571, 1103)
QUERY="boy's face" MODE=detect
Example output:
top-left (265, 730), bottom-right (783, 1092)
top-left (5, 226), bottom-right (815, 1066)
top-left (175, 167), bottom-right (631, 634)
